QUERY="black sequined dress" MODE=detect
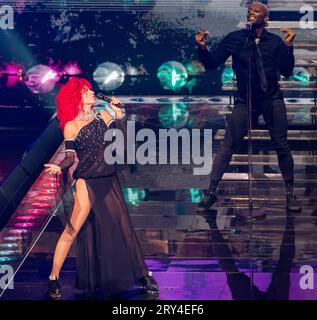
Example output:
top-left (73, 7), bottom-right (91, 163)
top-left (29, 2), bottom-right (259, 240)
top-left (59, 112), bottom-right (148, 297)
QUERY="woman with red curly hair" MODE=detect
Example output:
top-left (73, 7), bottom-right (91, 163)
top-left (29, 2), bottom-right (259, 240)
top-left (44, 77), bottom-right (159, 299)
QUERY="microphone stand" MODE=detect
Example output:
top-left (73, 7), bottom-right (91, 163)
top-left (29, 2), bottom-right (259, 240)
top-left (246, 23), bottom-right (254, 295)
top-left (245, 24), bottom-right (254, 220)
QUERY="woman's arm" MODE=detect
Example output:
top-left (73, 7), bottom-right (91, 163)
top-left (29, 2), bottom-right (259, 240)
top-left (44, 122), bottom-right (77, 175)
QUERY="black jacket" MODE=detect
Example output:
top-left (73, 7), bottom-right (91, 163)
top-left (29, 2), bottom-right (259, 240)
top-left (198, 28), bottom-right (295, 100)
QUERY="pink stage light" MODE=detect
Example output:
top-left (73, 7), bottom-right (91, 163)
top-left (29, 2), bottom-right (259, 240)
top-left (40, 189), bottom-right (56, 194)
top-left (43, 183), bottom-right (58, 188)
top-left (14, 223), bottom-right (34, 228)
top-left (0, 62), bottom-right (23, 87)
top-left (15, 216), bottom-right (38, 221)
top-left (63, 62), bottom-right (82, 76)
top-left (26, 209), bottom-right (48, 214)
top-left (35, 195), bottom-right (55, 201)
top-left (9, 229), bottom-right (28, 234)
top-left (3, 236), bottom-right (23, 241)
top-left (31, 202), bottom-right (51, 207)
top-left (44, 176), bottom-right (59, 181)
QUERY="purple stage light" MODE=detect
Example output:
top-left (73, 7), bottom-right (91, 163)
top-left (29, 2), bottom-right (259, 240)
top-left (3, 236), bottom-right (23, 241)
top-left (40, 189), bottom-right (56, 194)
top-left (9, 229), bottom-right (28, 234)
top-left (31, 202), bottom-right (51, 207)
top-left (26, 209), bottom-right (48, 214)
top-left (14, 223), bottom-right (34, 228)
top-left (0, 62), bottom-right (23, 87)
top-left (63, 62), bottom-right (82, 76)
top-left (15, 216), bottom-right (38, 221)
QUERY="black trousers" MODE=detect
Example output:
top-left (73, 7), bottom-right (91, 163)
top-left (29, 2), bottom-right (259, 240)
top-left (210, 93), bottom-right (294, 184)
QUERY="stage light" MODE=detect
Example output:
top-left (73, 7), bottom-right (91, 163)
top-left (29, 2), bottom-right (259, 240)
top-left (25, 64), bottom-right (60, 93)
top-left (26, 209), bottom-right (47, 214)
top-left (189, 189), bottom-right (204, 203)
top-left (184, 60), bottom-right (204, 76)
top-left (0, 62), bottom-right (23, 87)
top-left (0, 243), bottom-right (18, 248)
top-left (63, 62), bottom-right (82, 76)
top-left (123, 188), bottom-right (146, 206)
top-left (0, 257), bottom-right (17, 263)
top-left (0, 250), bottom-right (19, 256)
top-left (34, 195), bottom-right (55, 201)
top-left (290, 67), bottom-right (310, 82)
top-left (93, 62), bottom-right (125, 91)
top-left (14, 223), bottom-right (34, 228)
top-left (157, 61), bottom-right (188, 91)
top-left (9, 229), bottom-right (28, 234)
top-left (3, 236), bottom-right (22, 241)
top-left (158, 103), bottom-right (189, 129)
top-left (31, 202), bottom-right (51, 207)
top-left (221, 66), bottom-right (235, 84)
top-left (43, 183), bottom-right (58, 188)
top-left (40, 189), bottom-right (56, 194)
top-left (15, 216), bottom-right (38, 221)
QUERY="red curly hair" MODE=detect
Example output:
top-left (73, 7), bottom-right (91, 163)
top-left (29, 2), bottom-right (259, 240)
top-left (56, 78), bottom-right (92, 131)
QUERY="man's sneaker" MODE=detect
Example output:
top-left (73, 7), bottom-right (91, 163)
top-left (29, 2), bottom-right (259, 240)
top-left (286, 193), bottom-right (301, 212)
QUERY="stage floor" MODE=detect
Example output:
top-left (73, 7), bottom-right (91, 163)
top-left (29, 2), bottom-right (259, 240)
top-left (1, 101), bottom-right (317, 300)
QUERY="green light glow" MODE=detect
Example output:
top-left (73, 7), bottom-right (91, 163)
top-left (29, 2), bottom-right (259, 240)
top-left (221, 66), bottom-right (235, 84)
top-left (123, 188), bottom-right (146, 206)
top-left (290, 67), bottom-right (310, 82)
top-left (0, 256), bottom-right (17, 263)
top-left (189, 189), bottom-right (204, 203)
top-left (157, 61), bottom-right (188, 91)
top-left (158, 103), bottom-right (189, 129)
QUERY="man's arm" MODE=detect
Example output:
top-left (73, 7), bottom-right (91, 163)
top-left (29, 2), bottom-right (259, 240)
top-left (276, 28), bottom-right (296, 78)
top-left (196, 31), bottom-right (233, 71)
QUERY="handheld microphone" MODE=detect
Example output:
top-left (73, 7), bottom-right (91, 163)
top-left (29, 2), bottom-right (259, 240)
top-left (95, 93), bottom-right (122, 108)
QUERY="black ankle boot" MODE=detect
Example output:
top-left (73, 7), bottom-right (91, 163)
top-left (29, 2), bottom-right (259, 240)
top-left (140, 271), bottom-right (159, 295)
top-left (196, 181), bottom-right (218, 212)
top-left (286, 193), bottom-right (301, 212)
top-left (48, 276), bottom-right (61, 300)
top-left (285, 180), bottom-right (301, 212)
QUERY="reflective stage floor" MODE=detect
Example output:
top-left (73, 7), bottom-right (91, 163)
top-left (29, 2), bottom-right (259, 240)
top-left (0, 99), bottom-right (317, 300)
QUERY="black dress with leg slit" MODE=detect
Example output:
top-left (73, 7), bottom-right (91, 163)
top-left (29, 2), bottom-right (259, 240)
top-left (58, 112), bottom-right (148, 297)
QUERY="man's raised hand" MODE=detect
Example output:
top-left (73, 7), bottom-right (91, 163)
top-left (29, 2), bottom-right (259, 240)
top-left (195, 31), bottom-right (210, 48)
top-left (280, 28), bottom-right (296, 46)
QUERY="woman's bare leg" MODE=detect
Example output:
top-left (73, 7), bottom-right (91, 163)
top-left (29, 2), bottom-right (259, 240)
top-left (50, 179), bottom-right (91, 279)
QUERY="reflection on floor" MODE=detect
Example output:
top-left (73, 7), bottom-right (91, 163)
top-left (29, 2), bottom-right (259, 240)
top-left (1, 99), bottom-right (317, 300)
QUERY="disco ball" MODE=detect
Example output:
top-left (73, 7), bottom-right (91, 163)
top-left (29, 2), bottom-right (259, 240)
top-left (157, 61), bottom-right (188, 91)
top-left (158, 103), bottom-right (189, 129)
top-left (93, 62), bottom-right (125, 91)
top-left (25, 64), bottom-right (59, 94)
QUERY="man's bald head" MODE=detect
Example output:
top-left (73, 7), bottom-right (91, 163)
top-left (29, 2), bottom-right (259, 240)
top-left (249, 2), bottom-right (270, 17)
top-left (247, 1), bottom-right (270, 27)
